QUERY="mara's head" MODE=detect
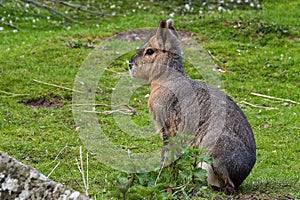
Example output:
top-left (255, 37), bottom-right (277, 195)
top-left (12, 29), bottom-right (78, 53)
top-left (128, 19), bottom-right (184, 82)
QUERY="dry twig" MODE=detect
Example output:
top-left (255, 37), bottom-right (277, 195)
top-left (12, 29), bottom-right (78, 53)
top-left (86, 150), bottom-right (89, 197)
top-left (72, 103), bottom-right (111, 107)
top-left (33, 79), bottom-right (83, 93)
top-left (73, 103), bottom-right (137, 115)
top-left (50, 145), bottom-right (70, 164)
top-left (72, 103), bottom-right (134, 108)
top-left (251, 92), bottom-right (300, 105)
top-left (207, 50), bottom-right (222, 64)
top-left (0, 21), bottom-right (19, 30)
top-left (155, 156), bottom-right (166, 186)
top-left (105, 68), bottom-right (129, 76)
top-left (241, 101), bottom-right (277, 110)
top-left (50, 0), bottom-right (117, 17)
top-left (47, 145), bottom-right (70, 178)
top-left (47, 161), bottom-right (61, 178)
top-left (0, 90), bottom-right (29, 97)
top-left (63, 157), bottom-right (83, 191)
top-left (21, 0), bottom-right (78, 22)
top-left (207, 50), bottom-right (226, 72)
top-left (76, 109), bottom-right (136, 115)
top-left (76, 146), bottom-right (89, 197)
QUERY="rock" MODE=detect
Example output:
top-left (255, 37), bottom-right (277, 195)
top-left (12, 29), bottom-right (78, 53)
top-left (0, 151), bottom-right (89, 200)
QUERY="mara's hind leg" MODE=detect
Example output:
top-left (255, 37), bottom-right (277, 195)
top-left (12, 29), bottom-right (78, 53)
top-left (212, 164), bottom-right (236, 194)
top-left (199, 162), bottom-right (236, 194)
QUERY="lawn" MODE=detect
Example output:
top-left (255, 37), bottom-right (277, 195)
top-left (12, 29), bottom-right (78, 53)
top-left (0, 0), bottom-right (299, 199)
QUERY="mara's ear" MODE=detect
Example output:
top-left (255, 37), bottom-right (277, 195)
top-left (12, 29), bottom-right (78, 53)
top-left (155, 19), bottom-right (179, 49)
top-left (156, 19), bottom-right (178, 38)
top-left (166, 19), bottom-right (179, 38)
top-left (159, 19), bottom-right (168, 29)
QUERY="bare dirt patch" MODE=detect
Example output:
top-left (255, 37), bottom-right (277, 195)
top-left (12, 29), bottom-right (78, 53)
top-left (113, 29), bottom-right (193, 45)
top-left (21, 95), bottom-right (64, 109)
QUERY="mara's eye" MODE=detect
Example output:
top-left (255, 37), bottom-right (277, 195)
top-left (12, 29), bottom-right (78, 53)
top-left (145, 49), bottom-right (155, 56)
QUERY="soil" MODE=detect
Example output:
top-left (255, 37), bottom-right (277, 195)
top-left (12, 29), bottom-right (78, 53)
top-left (113, 29), bottom-right (194, 45)
top-left (21, 95), bottom-right (64, 109)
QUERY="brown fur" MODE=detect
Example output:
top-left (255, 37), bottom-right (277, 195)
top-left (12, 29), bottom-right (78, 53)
top-left (128, 19), bottom-right (256, 193)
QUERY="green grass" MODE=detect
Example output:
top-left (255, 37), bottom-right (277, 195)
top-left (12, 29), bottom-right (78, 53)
top-left (1, 0), bottom-right (299, 199)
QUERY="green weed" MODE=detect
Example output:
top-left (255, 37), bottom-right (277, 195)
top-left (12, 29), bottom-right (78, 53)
top-left (102, 145), bottom-right (213, 200)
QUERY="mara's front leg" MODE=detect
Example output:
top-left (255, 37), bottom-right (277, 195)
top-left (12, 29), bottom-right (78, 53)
top-left (148, 103), bottom-right (170, 160)
top-left (150, 104), bottom-right (181, 168)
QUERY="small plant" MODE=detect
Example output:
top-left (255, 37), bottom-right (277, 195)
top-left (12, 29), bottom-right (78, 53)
top-left (102, 137), bottom-right (213, 199)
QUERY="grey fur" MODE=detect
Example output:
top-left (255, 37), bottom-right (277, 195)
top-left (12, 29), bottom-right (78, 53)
top-left (128, 19), bottom-right (256, 193)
